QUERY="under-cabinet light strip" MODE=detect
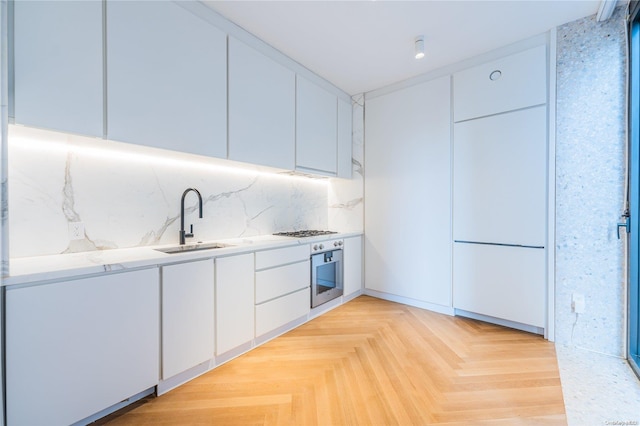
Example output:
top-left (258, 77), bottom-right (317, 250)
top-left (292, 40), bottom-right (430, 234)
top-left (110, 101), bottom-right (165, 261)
top-left (8, 125), bottom-right (327, 185)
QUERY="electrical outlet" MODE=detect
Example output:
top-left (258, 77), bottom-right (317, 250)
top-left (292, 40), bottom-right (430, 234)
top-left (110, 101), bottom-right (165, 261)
top-left (68, 222), bottom-right (85, 241)
top-left (572, 293), bottom-right (585, 314)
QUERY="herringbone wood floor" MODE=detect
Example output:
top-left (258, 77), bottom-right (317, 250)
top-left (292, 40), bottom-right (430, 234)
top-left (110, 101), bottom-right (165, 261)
top-left (102, 296), bottom-right (566, 425)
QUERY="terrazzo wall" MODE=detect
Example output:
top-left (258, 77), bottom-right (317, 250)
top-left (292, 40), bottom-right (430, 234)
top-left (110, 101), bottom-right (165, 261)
top-left (555, 7), bottom-right (627, 357)
top-left (1, 0), bottom-right (8, 278)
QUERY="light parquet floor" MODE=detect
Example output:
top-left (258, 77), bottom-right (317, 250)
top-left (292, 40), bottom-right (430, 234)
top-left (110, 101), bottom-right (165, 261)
top-left (102, 296), bottom-right (566, 425)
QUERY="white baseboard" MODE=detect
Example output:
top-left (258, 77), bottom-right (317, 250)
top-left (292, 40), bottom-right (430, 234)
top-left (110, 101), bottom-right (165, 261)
top-left (363, 289), bottom-right (455, 316)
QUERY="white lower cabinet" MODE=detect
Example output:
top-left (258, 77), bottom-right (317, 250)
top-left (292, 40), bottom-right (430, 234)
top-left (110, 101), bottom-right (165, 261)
top-left (215, 253), bottom-right (255, 355)
top-left (162, 259), bottom-right (215, 379)
top-left (6, 269), bottom-right (159, 426)
top-left (255, 245), bottom-right (310, 336)
top-left (343, 236), bottom-right (363, 297)
top-left (453, 243), bottom-right (546, 328)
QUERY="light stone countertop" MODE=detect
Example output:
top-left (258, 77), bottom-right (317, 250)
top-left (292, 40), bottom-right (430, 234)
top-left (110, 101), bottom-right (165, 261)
top-left (4, 232), bottom-right (363, 287)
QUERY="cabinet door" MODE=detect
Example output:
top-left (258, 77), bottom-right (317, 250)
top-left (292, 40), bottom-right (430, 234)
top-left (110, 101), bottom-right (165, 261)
top-left (6, 269), bottom-right (159, 426)
top-left (107, 1), bottom-right (226, 158)
top-left (162, 259), bottom-right (215, 379)
top-left (296, 76), bottom-right (337, 175)
top-left (364, 76), bottom-right (452, 307)
top-left (216, 253), bottom-right (255, 355)
top-left (453, 45), bottom-right (547, 122)
top-left (453, 106), bottom-right (547, 247)
top-left (337, 97), bottom-right (353, 178)
top-left (228, 37), bottom-right (295, 169)
top-left (343, 236), bottom-right (362, 297)
top-left (13, 0), bottom-right (103, 137)
top-left (453, 243), bottom-right (546, 328)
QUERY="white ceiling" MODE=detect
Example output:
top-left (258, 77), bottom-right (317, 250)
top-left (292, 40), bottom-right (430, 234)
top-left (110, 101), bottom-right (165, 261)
top-left (204, 0), bottom-right (602, 95)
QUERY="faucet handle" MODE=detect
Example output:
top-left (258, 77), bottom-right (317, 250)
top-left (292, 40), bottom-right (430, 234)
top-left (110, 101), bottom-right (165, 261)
top-left (185, 224), bottom-right (194, 239)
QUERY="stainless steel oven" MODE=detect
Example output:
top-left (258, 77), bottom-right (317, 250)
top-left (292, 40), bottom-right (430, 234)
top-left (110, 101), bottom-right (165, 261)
top-left (311, 240), bottom-right (343, 308)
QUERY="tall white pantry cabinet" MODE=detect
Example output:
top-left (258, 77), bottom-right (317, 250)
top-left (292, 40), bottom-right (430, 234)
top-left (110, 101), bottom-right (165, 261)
top-left (365, 41), bottom-right (550, 333)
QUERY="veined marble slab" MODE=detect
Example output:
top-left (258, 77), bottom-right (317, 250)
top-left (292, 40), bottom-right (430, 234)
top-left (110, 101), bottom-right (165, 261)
top-left (7, 126), bottom-right (331, 259)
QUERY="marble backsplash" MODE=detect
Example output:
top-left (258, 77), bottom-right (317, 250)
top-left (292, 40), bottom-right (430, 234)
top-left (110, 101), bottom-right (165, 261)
top-left (7, 126), bottom-right (336, 259)
top-left (329, 94), bottom-right (364, 233)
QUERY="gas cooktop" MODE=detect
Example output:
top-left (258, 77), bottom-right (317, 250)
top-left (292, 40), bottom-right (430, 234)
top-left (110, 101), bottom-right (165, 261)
top-left (273, 230), bottom-right (338, 238)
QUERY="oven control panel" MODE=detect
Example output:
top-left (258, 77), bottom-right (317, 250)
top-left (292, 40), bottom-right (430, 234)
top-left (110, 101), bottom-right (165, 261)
top-left (311, 238), bottom-right (344, 254)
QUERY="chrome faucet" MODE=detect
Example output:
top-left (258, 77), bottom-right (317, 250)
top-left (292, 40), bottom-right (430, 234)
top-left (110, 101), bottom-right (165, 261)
top-left (180, 188), bottom-right (203, 245)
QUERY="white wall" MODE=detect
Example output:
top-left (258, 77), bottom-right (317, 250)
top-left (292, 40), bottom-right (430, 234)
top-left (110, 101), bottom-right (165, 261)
top-left (555, 7), bottom-right (627, 357)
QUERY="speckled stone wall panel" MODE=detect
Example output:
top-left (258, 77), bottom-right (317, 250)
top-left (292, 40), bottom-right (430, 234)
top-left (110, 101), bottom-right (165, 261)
top-left (556, 7), bottom-right (627, 357)
top-left (1, 0), bottom-right (8, 278)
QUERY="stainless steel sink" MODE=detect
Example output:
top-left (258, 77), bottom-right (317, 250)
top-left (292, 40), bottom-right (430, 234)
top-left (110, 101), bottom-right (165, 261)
top-left (154, 242), bottom-right (232, 254)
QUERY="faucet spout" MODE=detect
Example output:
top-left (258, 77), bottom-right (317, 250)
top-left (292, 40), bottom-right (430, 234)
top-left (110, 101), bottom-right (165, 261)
top-left (180, 188), bottom-right (203, 245)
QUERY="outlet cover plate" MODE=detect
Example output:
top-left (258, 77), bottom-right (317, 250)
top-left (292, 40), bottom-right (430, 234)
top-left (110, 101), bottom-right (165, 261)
top-left (572, 293), bottom-right (585, 314)
top-left (69, 222), bottom-right (85, 240)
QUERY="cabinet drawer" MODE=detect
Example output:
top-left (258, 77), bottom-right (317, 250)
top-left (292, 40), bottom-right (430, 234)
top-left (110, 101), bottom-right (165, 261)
top-left (453, 45), bottom-right (546, 122)
top-left (256, 260), bottom-right (310, 304)
top-left (453, 242), bottom-right (545, 328)
top-left (255, 287), bottom-right (310, 336)
top-left (255, 245), bottom-right (309, 270)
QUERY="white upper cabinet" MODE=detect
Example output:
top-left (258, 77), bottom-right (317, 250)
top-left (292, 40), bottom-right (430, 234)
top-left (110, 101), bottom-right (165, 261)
top-left (228, 37), bottom-right (295, 170)
top-left (453, 45), bottom-right (547, 122)
top-left (337, 97), bottom-right (353, 178)
top-left (13, 0), bottom-right (103, 137)
top-left (107, 1), bottom-right (227, 158)
top-left (453, 106), bottom-right (547, 247)
top-left (296, 76), bottom-right (338, 175)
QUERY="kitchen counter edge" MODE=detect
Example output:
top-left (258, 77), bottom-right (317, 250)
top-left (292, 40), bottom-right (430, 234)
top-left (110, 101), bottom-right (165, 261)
top-left (3, 232), bottom-right (363, 287)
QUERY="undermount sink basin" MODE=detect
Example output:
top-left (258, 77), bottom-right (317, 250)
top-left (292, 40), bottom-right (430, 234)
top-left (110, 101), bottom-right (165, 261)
top-left (154, 242), bottom-right (232, 254)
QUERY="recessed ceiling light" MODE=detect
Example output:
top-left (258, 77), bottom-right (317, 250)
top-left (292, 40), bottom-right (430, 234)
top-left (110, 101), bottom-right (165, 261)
top-left (415, 35), bottom-right (425, 60)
